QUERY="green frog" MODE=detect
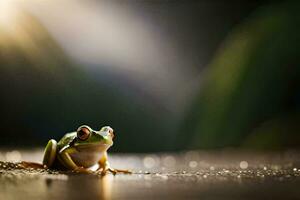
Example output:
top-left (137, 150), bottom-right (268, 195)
top-left (22, 125), bottom-right (130, 175)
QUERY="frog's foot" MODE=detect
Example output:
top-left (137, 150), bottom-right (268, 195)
top-left (108, 168), bottom-right (132, 175)
top-left (19, 161), bottom-right (46, 169)
top-left (72, 167), bottom-right (94, 174)
top-left (100, 167), bottom-right (131, 175)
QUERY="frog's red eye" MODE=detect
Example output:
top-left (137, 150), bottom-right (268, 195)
top-left (77, 126), bottom-right (91, 141)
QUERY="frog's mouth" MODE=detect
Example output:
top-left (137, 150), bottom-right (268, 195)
top-left (74, 142), bottom-right (112, 151)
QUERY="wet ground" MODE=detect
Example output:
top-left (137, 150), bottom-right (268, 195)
top-left (1, 149), bottom-right (300, 200)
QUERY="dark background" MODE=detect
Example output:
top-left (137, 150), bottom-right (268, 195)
top-left (0, 0), bottom-right (299, 152)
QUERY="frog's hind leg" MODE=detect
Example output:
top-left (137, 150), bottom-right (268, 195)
top-left (18, 139), bottom-right (57, 170)
top-left (42, 139), bottom-right (58, 168)
top-left (19, 161), bottom-right (45, 169)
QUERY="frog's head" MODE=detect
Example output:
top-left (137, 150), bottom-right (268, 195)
top-left (73, 125), bottom-right (114, 151)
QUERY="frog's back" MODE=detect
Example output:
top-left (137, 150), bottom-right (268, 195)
top-left (57, 132), bottom-right (77, 150)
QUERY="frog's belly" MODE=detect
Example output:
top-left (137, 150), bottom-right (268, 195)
top-left (69, 151), bottom-right (104, 168)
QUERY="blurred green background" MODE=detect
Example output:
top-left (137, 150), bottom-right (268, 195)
top-left (0, 0), bottom-right (299, 152)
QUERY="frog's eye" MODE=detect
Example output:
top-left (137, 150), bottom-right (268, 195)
top-left (77, 126), bottom-right (91, 141)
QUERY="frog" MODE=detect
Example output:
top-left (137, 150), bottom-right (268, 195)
top-left (22, 125), bottom-right (131, 175)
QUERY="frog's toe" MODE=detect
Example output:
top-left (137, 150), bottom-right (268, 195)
top-left (108, 168), bottom-right (131, 175)
top-left (20, 161), bottom-right (46, 169)
top-left (96, 167), bottom-right (110, 176)
top-left (72, 167), bottom-right (94, 174)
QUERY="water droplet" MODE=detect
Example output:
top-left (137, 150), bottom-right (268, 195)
top-left (239, 161), bottom-right (248, 169)
top-left (189, 161), bottom-right (198, 168)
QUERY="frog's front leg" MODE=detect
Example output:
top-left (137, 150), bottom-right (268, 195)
top-left (58, 149), bottom-right (93, 173)
top-left (98, 152), bottom-right (131, 175)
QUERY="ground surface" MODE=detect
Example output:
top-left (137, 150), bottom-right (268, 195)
top-left (0, 149), bottom-right (300, 200)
